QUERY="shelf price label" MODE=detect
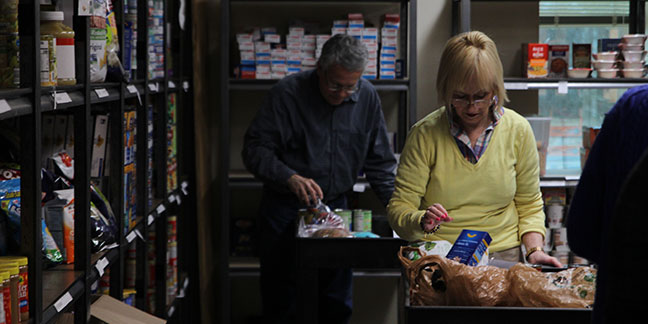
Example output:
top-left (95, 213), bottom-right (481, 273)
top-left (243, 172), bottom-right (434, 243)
top-left (126, 231), bottom-right (137, 243)
top-left (182, 81), bottom-right (190, 92)
top-left (148, 82), bottom-right (159, 92)
top-left (127, 84), bottom-right (142, 106)
top-left (54, 292), bottom-right (73, 312)
top-left (95, 257), bottom-right (109, 277)
top-left (168, 80), bottom-right (176, 89)
top-left (53, 91), bottom-right (72, 105)
top-left (181, 181), bottom-right (189, 195)
top-left (168, 194), bottom-right (176, 203)
top-left (558, 81), bottom-right (569, 94)
top-left (126, 84), bottom-right (138, 94)
top-left (175, 193), bottom-right (182, 205)
top-left (94, 88), bottom-right (109, 98)
top-left (0, 99), bottom-right (11, 114)
top-left (156, 204), bottom-right (166, 215)
top-left (168, 306), bottom-right (175, 318)
top-left (147, 214), bottom-right (155, 226)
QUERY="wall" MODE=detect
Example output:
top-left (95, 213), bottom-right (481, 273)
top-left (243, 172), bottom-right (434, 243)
top-left (194, 1), bottom-right (541, 323)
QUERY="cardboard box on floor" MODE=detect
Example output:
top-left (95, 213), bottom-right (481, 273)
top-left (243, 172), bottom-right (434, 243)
top-left (90, 294), bottom-right (166, 324)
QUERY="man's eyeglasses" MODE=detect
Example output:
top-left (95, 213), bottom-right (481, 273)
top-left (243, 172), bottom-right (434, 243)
top-left (451, 95), bottom-right (496, 110)
top-left (325, 71), bottom-right (359, 94)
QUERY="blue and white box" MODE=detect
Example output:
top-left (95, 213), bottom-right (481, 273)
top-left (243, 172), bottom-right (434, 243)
top-left (446, 229), bottom-right (492, 266)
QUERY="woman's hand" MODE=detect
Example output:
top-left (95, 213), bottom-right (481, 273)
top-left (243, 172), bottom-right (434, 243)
top-left (527, 250), bottom-right (563, 267)
top-left (421, 203), bottom-right (454, 232)
top-left (287, 174), bottom-right (323, 206)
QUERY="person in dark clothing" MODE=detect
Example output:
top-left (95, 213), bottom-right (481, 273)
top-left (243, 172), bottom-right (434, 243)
top-left (567, 84), bottom-right (648, 324)
top-left (242, 34), bottom-right (397, 324)
top-left (603, 147), bottom-right (648, 323)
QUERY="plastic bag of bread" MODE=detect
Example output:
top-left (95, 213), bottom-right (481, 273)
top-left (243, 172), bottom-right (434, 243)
top-left (398, 246), bottom-right (596, 308)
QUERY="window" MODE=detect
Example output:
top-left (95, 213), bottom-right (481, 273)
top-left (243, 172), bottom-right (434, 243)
top-left (538, 1), bottom-right (635, 176)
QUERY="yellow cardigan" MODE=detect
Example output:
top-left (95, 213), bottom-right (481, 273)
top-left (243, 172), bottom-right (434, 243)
top-left (387, 106), bottom-right (546, 252)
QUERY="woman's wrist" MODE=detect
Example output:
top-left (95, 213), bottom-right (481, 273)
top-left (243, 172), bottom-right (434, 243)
top-left (525, 246), bottom-right (544, 263)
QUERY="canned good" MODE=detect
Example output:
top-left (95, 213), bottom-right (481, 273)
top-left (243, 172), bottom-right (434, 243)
top-left (334, 209), bottom-right (352, 230)
top-left (546, 204), bottom-right (564, 228)
top-left (353, 209), bottom-right (372, 232)
top-left (552, 227), bottom-right (569, 251)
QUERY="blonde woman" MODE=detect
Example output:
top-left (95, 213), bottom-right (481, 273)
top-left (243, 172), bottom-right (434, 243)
top-left (388, 31), bottom-right (561, 267)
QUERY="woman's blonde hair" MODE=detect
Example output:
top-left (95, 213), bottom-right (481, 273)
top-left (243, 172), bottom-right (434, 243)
top-left (436, 31), bottom-right (508, 109)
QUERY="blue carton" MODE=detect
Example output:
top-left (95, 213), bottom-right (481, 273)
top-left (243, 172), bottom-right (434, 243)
top-left (446, 229), bottom-right (492, 266)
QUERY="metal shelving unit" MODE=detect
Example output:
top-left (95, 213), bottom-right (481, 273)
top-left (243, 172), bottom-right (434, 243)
top-left (0, 0), bottom-right (197, 323)
top-left (220, 1), bottom-right (417, 322)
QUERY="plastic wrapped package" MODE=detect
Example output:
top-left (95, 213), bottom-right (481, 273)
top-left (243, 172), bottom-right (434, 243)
top-left (296, 200), bottom-right (349, 238)
top-left (398, 247), bottom-right (596, 308)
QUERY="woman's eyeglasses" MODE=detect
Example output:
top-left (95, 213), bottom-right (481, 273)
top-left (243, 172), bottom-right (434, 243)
top-left (451, 96), bottom-right (496, 109)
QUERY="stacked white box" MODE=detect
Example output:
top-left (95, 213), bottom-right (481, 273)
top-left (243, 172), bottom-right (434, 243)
top-left (255, 41), bottom-right (272, 79)
top-left (380, 14), bottom-right (400, 79)
top-left (362, 27), bottom-right (379, 79)
top-left (271, 48), bottom-right (287, 79)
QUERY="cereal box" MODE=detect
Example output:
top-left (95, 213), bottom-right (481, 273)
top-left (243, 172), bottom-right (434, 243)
top-left (522, 43), bottom-right (549, 78)
top-left (548, 45), bottom-right (569, 78)
top-left (572, 43), bottom-right (592, 68)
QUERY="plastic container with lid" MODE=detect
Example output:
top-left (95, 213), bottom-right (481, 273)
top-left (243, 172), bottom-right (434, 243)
top-left (0, 270), bottom-right (8, 324)
top-left (0, 264), bottom-right (17, 324)
top-left (0, 257), bottom-right (27, 321)
top-left (41, 11), bottom-right (76, 86)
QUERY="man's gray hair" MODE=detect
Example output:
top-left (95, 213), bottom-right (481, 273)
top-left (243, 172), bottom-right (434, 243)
top-left (318, 34), bottom-right (368, 72)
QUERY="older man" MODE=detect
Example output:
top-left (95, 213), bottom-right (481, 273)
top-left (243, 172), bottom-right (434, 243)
top-left (242, 34), bottom-right (396, 323)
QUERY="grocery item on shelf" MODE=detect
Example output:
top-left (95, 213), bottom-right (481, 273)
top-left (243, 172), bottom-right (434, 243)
top-left (548, 44), bottom-right (569, 78)
top-left (597, 38), bottom-right (622, 52)
top-left (90, 0), bottom-right (108, 82)
top-left (148, 0), bottom-right (165, 79)
top-left (0, 0), bottom-right (19, 89)
top-left (522, 43), bottom-right (549, 78)
top-left (620, 34), bottom-right (646, 79)
top-left (567, 67), bottom-right (591, 78)
top-left (572, 43), bottom-right (592, 69)
top-left (0, 263), bottom-right (17, 324)
top-left (597, 68), bottom-right (618, 78)
top-left (167, 94), bottom-right (178, 193)
top-left (41, 11), bottom-right (76, 86)
top-left (123, 0), bottom-right (138, 78)
top-left (234, 12), bottom-right (402, 80)
top-left (0, 256), bottom-right (27, 321)
top-left (39, 15), bottom-right (58, 87)
top-left (0, 270), bottom-right (9, 324)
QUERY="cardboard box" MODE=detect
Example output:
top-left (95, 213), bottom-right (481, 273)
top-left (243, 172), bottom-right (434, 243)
top-left (548, 45), bottom-right (569, 78)
top-left (90, 294), bottom-right (165, 324)
top-left (597, 38), bottom-right (622, 52)
top-left (572, 43), bottom-right (592, 68)
top-left (446, 229), bottom-right (492, 266)
top-left (522, 43), bottom-right (549, 78)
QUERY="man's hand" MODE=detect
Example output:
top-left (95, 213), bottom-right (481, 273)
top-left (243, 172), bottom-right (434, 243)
top-left (287, 174), bottom-right (323, 206)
